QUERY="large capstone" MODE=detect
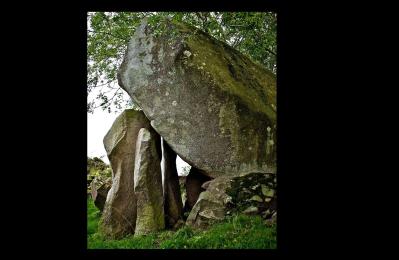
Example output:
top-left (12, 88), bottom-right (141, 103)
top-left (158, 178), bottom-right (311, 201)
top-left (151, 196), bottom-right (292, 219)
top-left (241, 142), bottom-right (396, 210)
top-left (134, 128), bottom-right (165, 236)
top-left (99, 109), bottom-right (151, 239)
top-left (162, 139), bottom-right (183, 228)
top-left (118, 19), bottom-right (277, 178)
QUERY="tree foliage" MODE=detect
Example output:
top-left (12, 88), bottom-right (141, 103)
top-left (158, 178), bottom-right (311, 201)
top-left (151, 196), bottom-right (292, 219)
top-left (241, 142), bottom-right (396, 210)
top-left (87, 12), bottom-right (277, 113)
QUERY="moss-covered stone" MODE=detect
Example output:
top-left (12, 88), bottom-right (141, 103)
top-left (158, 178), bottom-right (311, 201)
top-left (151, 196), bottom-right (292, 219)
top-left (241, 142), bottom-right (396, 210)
top-left (225, 172), bottom-right (276, 217)
top-left (186, 172), bottom-right (276, 229)
top-left (250, 195), bottom-right (263, 202)
top-left (118, 19), bottom-right (277, 178)
top-left (87, 157), bottom-right (112, 192)
top-left (134, 128), bottom-right (165, 236)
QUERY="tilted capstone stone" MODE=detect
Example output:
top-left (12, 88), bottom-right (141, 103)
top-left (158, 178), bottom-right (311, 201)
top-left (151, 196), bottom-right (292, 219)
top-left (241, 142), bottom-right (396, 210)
top-left (118, 19), bottom-right (277, 178)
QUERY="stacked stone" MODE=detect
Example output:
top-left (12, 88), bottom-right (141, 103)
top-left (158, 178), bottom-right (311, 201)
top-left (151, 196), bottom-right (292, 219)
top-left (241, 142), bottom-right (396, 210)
top-left (94, 17), bottom-right (277, 238)
top-left (186, 172), bottom-right (277, 229)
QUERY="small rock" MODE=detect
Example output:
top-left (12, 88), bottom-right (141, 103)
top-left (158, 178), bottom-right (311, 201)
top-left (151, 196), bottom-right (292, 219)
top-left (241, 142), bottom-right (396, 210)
top-left (172, 219), bottom-right (185, 230)
top-left (250, 195), bottom-right (263, 202)
top-left (265, 212), bottom-right (277, 226)
top-left (265, 189), bottom-right (275, 197)
top-left (261, 209), bottom-right (271, 219)
top-left (243, 206), bottom-right (258, 215)
top-left (261, 184), bottom-right (267, 195)
top-left (183, 50), bottom-right (192, 57)
top-left (224, 196), bottom-right (232, 204)
top-left (199, 209), bottom-right (224, 220)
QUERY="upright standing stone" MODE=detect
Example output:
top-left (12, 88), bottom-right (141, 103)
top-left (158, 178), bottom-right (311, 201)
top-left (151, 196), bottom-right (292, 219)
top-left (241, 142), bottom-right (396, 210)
top-left (90, 178), bottom-right (112, 212)
top-left (134, 128), bottom-right (165, 236)
top-left (162, 139), bottom-right (183, 228)
top-left (100, 110), bottom-right (150, 239)
top-left (184, 167), bottom-right (212, 213)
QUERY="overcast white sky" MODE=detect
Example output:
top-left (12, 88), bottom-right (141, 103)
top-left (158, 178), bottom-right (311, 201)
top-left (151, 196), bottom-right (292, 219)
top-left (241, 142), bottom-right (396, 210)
top-left (87, 108), bottom-right (190, 175)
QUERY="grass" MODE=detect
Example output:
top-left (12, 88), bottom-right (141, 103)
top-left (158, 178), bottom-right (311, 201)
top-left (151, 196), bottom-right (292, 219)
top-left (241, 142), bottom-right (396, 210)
top-left (87, 197), bottom-right (100, 236)
top-left (87, 198), bottom-right (276, 249)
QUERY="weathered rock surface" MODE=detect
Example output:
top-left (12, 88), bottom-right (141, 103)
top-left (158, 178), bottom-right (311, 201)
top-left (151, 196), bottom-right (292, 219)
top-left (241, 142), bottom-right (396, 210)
top-left (186, 175), bottom-right (231, 229)
top-left (186, 172), bottom-right (276, 229)
top-left (134, 128), bottom-right (165, 236)
top-left (118, 19), bottom-right (277, 178)
top-left (90, 177), bottom-right (112, 212)
top-left (162, 139), bottom-right (183, 228)
top-left (100, 110), bottom-right (151, 239)
top-left (226, 172), bottom-right (276, 220)
top-left (184, 167), bottom-right (212, 214)
top-left (265, 212), bottom-right (277, 227)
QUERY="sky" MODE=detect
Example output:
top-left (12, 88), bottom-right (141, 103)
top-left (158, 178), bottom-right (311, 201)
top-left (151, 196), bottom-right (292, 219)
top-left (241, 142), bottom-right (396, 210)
top-left (87, 108), bottom-right (190, 175)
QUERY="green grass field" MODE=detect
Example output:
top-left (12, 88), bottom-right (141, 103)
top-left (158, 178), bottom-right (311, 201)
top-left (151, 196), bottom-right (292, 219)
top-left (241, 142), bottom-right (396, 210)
top-left (87, 198), bottom-right (277, 249)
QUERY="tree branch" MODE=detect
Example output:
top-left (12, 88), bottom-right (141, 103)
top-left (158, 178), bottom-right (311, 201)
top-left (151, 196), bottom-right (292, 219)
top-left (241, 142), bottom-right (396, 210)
top-left (265, 48), bottom-right (276, 56)
top-left (88, 29), bottom-right (128, 42)
top-left (232, 35), bottom-right (243, 48)
top-left (229, 24), bottom-right (249, 27)
top-left (95, 80), bottom-right (118, 90)
top-left (195, 12), bottom-right (209, 33)
top-left (91, 88), bottom-right (121, 110)
top-left (103, 14), bottom-right (129, 43)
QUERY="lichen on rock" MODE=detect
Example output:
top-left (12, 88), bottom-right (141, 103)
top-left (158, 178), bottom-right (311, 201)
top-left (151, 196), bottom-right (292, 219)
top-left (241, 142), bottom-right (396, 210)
top-left (186, 172), bottom-right (276, 229)
top-left (99, 109), bottom-right (151, 239)
top-left (118, 19), bottom-right (277, 178)
top-left (134, 127), bottom-right (165, 236)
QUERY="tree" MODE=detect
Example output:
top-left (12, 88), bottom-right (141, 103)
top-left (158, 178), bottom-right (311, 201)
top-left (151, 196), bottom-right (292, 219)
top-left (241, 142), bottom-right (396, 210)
top-left (179, 165), bottom-right (191, 176)
top-left (87, 12), bottom-right (277, 113)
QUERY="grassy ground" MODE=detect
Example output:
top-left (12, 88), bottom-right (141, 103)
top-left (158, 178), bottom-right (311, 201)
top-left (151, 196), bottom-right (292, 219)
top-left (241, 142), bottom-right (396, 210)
top-left (87, 198), bottom-right (276, 249)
